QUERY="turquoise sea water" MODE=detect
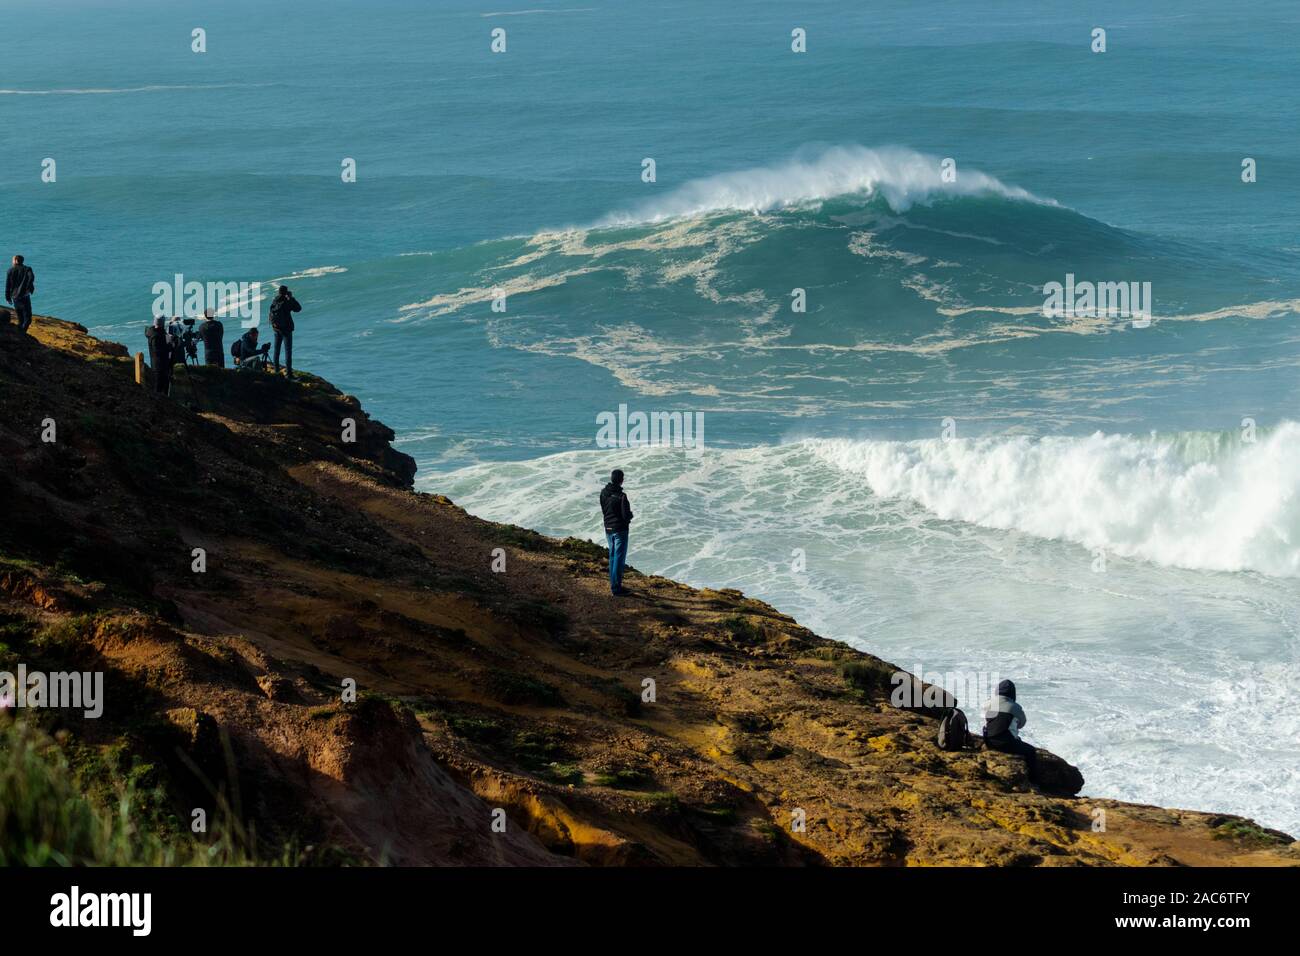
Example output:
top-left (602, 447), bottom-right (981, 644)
top-left (3, 0), bottom-right (1298, 834)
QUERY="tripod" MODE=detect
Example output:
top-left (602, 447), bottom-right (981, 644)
top-left (171, 350), bottom-right (202, 411)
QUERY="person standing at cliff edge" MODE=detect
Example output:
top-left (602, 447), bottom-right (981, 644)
top-left (145, 317), bottom-right (172, 395)
top-left (5, 255), bottom-right (36, 334)
top-left (600, 469), bottom-right (634, 596)
top-left (199, 308), bottom-right (225, 367)
top-left (268, 285), bottom-right (302, 379)
top-left (981, 679), bottom-right (1037, 779)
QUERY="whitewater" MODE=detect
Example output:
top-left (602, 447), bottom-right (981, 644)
top-left (811, 424), bottom-right (1300, 578)
top-left (391, 146), bottom-right (1300, 836)
top-left (427, 420), bottom-right (1300, 837)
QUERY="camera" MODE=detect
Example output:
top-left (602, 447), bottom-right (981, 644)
top-left (167, 316), bottom-right (200, 366)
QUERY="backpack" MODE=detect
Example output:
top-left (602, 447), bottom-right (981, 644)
top-left (937, 708), bottom-right (969, 751)
top-left (230, 338), bottom-right (242, 359)
top-left (269, 296), bottom-right (292, 330)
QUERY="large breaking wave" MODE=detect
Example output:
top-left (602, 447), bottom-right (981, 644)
top-left (812, 423), bottom-right (1300, 577)
top-left (596, 145), bottom-right (1054, 225)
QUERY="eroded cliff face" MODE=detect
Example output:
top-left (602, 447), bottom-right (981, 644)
top-left (1, 315), bottom-right (1295, 866)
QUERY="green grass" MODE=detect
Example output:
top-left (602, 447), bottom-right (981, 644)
top-left (719, 615), bottom-right (765, 644)
top-left (692, 804), bottom-right (738, 825)
top-left (1211, 818), bottom-right (1287, 846)
top-left (446, 714), bottom-right (506, 743)
top-left (591, 766), bottom-right (651, 789)
top-left (630, 791), bottom-right (680, 813)
top-left (508, 729), bottom-right (569, 767)
top-left (547, 763), bottom-right (583, 786)
top-left (483, 670), bottom-right (565, 707)
top-left (807, 645), bottom-right (855, 662)
top-left (839, 659), bottom-right (892, 697)
top-left (0, 719), bottom-right (263, 866)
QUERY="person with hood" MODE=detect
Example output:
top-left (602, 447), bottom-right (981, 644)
top-left (268, 285), bottom-right (302, 379)
top-left (5, 255), bottom-right (35, 334)
top-left (199, 308), bottom-right (225, 367)
top-left (145, 316), bottom-right (172, 395)
top-left (232, 326), bottom-right (269, 370)
top-left (599, 469), bottom-right (634, 596)
top-left (982, 678), bottom-right (1037, 778)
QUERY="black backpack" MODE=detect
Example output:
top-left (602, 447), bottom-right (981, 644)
top-left (269, 296), bottom-right (293, 330)
top-left (937, 708), bottom-right (969, 751)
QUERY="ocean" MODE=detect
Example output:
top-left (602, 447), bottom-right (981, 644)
top-left (3, 0), bottom-right (1298, 835)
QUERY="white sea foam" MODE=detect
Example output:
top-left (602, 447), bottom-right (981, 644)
top-left (271, 265), bottom-right (348, 282)
top-left (424, 432), bottom-right (1300, 836)
top-left (479, 7), bottom-right (595, 15)
top-left (810, 424), bottom-right (1300, 577)
top-left (598, 145), bottom-right (1053, 226)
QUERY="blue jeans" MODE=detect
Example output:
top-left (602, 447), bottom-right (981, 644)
top-left (273, 328), bottom-right (293, 374)
top-left (12, 295), bottom-right (32, 333)
top-left (606, 531), bottom-right (628, 593)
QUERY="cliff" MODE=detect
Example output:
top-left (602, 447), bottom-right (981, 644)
top-left (1, 313), bottom-right (1295, 866)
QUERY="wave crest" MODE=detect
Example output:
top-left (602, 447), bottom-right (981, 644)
top-left (811, 423), bottom-right (1300, 577)
top-left (599, 145), bottom-right (1053, 226)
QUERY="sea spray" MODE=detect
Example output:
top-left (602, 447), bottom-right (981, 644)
top-left (810, 423), bottom-right (1300, 577)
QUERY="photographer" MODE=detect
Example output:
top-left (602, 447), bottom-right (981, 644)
top-left (165, 315), bottom-right (203, 369)
top-left (268, 285), bottom-right (302, 379)
top-left (199, 308), bottom-right (225, 367)
top-left (231, 326), bottom-right (270, 371)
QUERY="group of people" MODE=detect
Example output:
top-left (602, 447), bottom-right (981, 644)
top-left (145, 285), bottom-right (303, 396)
top-left (596, 466), bottom-right (1039, 777)
top-left (9, 244), bottom-right (1042, 780)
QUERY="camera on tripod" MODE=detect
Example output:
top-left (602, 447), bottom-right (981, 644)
top-left (167, 316), bottom-right (201, 366)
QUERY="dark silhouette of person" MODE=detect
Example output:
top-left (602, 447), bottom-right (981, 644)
top-left (199, 309), bottom-right (225, 367)
top-left (982, 679), bottom-right (1037, 779)
top-left (599, 469), bottom-right (634, 596)
top-left (233, 327), bottom-right (268, 369)
top-left (145, 317), bottom-right (172, 395)
top-left (6, 255), bottom-right (36, 334)
top-left (268, 285), bottom-right (302, 379)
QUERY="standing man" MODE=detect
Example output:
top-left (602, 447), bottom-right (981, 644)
top-left (268, 285), bottom-right (302, 379)
top-left (599, 469), bottom-right (634, 596)
top-left (5, 255), bottom-right (36, 334)
top-left (199, 308), bottom-right (225, 367)
top-left (145, 317), bottom-right (172, 395)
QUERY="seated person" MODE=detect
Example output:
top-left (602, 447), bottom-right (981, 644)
top-left (231, 327), bottom-right (270, 370)
top-left (981, 679), bottom-right (1037, 779)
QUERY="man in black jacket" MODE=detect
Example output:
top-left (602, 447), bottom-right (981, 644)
top-left (232, 327), bottom-right (269, 370)
top-left (145, 317), bottom-right (172, 395)
top-left (268, 285), bottom-right (302, 379)
top-left (599, 469), bottom-right (634, 596)
top-left (199, 309), bottom-right (225, 367)
top-left (5, 255), bottom-right (35, 334)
